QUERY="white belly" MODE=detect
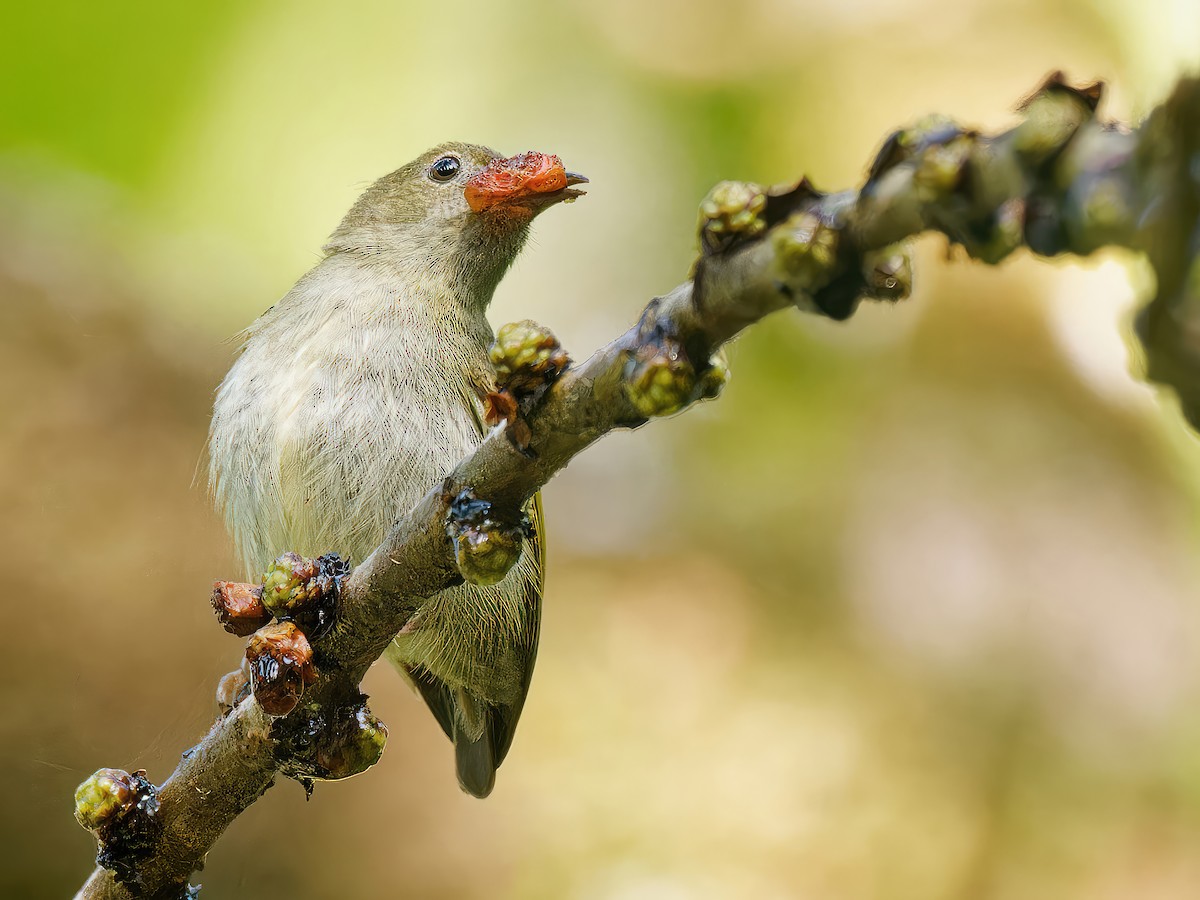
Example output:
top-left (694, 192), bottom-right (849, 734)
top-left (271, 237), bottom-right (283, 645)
top-left (208, 253), bottom-right (538, 698)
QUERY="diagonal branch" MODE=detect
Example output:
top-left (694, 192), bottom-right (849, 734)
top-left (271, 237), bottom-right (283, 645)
top-left (75, 73), bottom-right (1200, 899)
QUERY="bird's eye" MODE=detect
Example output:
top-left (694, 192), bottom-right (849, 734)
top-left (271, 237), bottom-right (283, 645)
top-left (429, 156), bottom-right (461, 182)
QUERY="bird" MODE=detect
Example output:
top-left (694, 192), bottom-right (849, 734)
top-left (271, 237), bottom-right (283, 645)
top-left (207, 142), bottom-right (586, 797)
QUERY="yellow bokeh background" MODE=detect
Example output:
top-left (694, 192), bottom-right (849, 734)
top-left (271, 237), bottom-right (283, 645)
top-left (3, 1), bottom-right (1200, 897)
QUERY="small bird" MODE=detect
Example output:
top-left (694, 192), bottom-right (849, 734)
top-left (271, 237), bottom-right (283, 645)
top-left (208, 143), bottom-right (586, 796)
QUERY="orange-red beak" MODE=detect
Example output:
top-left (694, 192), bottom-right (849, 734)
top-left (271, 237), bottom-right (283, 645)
top-left (464, 151), bottom-right (587, 213)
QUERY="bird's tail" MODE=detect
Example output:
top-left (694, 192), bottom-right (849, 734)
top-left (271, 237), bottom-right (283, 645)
top-left (451, 689), bottom-right (498, 798)
top-left (385, 646), bottom-right (505, 798)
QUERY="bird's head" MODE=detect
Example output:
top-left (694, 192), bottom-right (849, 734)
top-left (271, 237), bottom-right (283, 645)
top-left (327, 142), bottom-right (586, 298)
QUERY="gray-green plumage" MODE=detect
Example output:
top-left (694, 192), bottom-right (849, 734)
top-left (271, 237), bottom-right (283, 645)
top-left (209, 143), bottom-right (575, 796)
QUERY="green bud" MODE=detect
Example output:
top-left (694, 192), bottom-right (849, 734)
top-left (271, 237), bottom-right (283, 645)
top-left (972, 198), bottom-right (1026, 264)
top-left (867, 115), bottom-right (963, 185)
top-left (453, 524), bottom-right (521, 586)
top-left (259, 554), bottom-right (346, 638)
top-left (279, 700), bottom-right (389, 783)
top-left (1076, 175), bottom-right (1133, 246)
top-left (625, 348), bottom-right (695, 418)
top-left (912, 136), bottom-right (973, 199)
top-left (445, 491), bottom-right (525, 586)
top-left (320, 706), bottom-right (388, 779)
top-left (74, 769), bottom-right (133, 832)
top-left (699, 180), bottom-right (767, 253)
top-left (1013, 83), bottom-right (1095, 164)
top-left (902, 115), bottom-right (961, 151)
top-left (261, 552), bottom-right (318, 616)
top-left (697, 351), bottom-right (730, 401)
top-left (771, 211), bottom-right (840, 294)
top-left (74, 767), bottom-right (161, 887)
top-left (489, 320), bottom-right (570, 387)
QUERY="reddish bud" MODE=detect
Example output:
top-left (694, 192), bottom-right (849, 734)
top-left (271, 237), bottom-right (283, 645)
top-left (246, 621), bottom-right (317, 717)
top-left (211, 581), bottom-right (271, 637)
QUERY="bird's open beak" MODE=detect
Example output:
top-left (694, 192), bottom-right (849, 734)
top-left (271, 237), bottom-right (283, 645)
top-left (465, 151), bottom-right (587, 213)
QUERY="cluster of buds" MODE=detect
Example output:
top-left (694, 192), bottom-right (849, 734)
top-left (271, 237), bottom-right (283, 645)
top-left (489, 320), bottom-right (570, 390)
top-left (486, 319), bottom-right (571, 451)
top-left (74, 768), bottom-right (161, 887)
top-left (210, 551), bottom-right (350, 718)
top-left (205, 549), bottom-right (390, 787)
top-left (856, 73), bottom-right (1113, 265)
top-left (694, 173), bottom-right (914, 323)
top-left (445, 488), bottom-right (530, 586)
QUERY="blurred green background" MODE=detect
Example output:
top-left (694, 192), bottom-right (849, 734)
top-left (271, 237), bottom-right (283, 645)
top-left (4, 1), bottom-right (1200, 897)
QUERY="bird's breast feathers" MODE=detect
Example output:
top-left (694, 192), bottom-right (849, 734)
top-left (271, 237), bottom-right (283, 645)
top-left (210, 254), bottom-right (492, 576)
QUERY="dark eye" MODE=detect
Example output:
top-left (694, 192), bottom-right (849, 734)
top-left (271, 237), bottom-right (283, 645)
top-left (429, 156), bottom-right (460, 182)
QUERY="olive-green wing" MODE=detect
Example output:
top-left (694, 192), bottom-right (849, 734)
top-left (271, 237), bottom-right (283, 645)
top-left (404, 493), bottom-right (543, 796)
top-left (489, 491), bottom-right (544, 765)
